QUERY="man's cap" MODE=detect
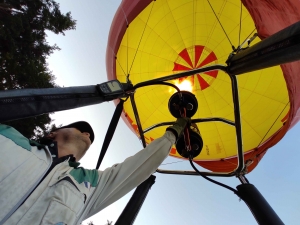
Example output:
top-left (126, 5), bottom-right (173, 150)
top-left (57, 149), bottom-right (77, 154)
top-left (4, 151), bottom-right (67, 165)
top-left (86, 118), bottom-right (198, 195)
top-left (55, 121), bottom-right (95, 143)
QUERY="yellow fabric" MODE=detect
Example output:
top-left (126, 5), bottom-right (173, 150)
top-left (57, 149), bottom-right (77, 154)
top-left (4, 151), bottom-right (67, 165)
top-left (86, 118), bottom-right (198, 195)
top-left (116, 0), bottom-right (289, 161)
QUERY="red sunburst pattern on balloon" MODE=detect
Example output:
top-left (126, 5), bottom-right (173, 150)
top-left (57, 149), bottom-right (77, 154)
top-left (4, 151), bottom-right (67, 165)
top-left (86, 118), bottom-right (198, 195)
top-left (173, 45), bottom-right (218, 90)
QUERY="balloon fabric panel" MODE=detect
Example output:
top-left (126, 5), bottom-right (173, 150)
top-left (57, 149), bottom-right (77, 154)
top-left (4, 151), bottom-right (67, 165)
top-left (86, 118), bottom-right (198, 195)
top-left (106, 0), bottom-right (295, 173)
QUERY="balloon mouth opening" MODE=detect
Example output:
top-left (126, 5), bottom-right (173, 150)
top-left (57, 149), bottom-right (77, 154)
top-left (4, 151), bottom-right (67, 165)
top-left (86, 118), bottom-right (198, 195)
top-left (174, 80), bottom-right (193, 92)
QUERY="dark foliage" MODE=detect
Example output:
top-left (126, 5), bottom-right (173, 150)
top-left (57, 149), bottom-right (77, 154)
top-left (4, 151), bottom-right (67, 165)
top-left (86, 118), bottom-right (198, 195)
top-left (0, 0), bottom-right (76, 139)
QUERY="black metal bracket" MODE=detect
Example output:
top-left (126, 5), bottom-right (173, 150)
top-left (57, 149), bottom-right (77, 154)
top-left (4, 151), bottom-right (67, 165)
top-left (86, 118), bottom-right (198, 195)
top-left (129, 64), bottom-right (246, 177)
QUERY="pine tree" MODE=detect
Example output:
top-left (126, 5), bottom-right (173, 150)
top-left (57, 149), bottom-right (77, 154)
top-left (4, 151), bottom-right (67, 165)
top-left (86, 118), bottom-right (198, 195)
top-left (0, 0), bottom-right (76, 138)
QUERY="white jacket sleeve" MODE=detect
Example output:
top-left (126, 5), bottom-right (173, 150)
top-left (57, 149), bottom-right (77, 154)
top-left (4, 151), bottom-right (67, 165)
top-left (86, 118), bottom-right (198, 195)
top-left (84, 131), bottom-right (176, 219)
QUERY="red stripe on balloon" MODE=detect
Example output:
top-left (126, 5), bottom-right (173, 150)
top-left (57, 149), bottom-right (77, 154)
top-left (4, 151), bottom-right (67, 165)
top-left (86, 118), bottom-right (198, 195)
top-left (197, 74), bottom-right (210, 90)
top-left (173, 63), bottom-right (192, 71)
top-left (194, 45), bottom-right (204, 67)
top-left (179, 48), bottom-right (193, 68)
top-left (197, 51), bottom-right (217, 68)
top-left (204, 70), bottom-right (218, 78)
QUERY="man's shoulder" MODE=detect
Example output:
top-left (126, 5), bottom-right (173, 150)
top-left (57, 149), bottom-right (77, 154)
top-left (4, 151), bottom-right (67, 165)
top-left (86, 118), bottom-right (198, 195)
top-left (0, 124), bottom-right (31, 151)
top-left (69, 166), bottom-right (99, 188)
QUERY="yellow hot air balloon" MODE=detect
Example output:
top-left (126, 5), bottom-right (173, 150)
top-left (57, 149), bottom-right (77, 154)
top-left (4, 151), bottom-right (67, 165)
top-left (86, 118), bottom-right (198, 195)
top-left (106, 0), bottom-right (300, 174)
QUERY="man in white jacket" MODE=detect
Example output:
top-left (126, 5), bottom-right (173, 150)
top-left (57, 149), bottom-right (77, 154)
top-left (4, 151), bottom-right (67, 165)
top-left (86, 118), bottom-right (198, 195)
top-left (0, 118), bottom-right (188, 225)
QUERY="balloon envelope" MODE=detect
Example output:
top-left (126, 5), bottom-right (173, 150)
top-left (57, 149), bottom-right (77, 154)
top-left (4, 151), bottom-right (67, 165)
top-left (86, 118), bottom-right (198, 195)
top-left (106, 0), bottom-right (300, 173)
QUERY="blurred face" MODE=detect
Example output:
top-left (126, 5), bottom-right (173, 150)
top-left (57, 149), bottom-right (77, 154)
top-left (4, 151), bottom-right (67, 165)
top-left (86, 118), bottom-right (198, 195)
top-left (70, 127), bottom-right (92, 148)
top-left (49, 127), bottom-right (91, 160)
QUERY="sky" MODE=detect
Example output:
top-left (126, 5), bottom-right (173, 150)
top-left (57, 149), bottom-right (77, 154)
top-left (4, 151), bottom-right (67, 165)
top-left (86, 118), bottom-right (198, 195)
top-left (46, 1), bottom-right (300, 224)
